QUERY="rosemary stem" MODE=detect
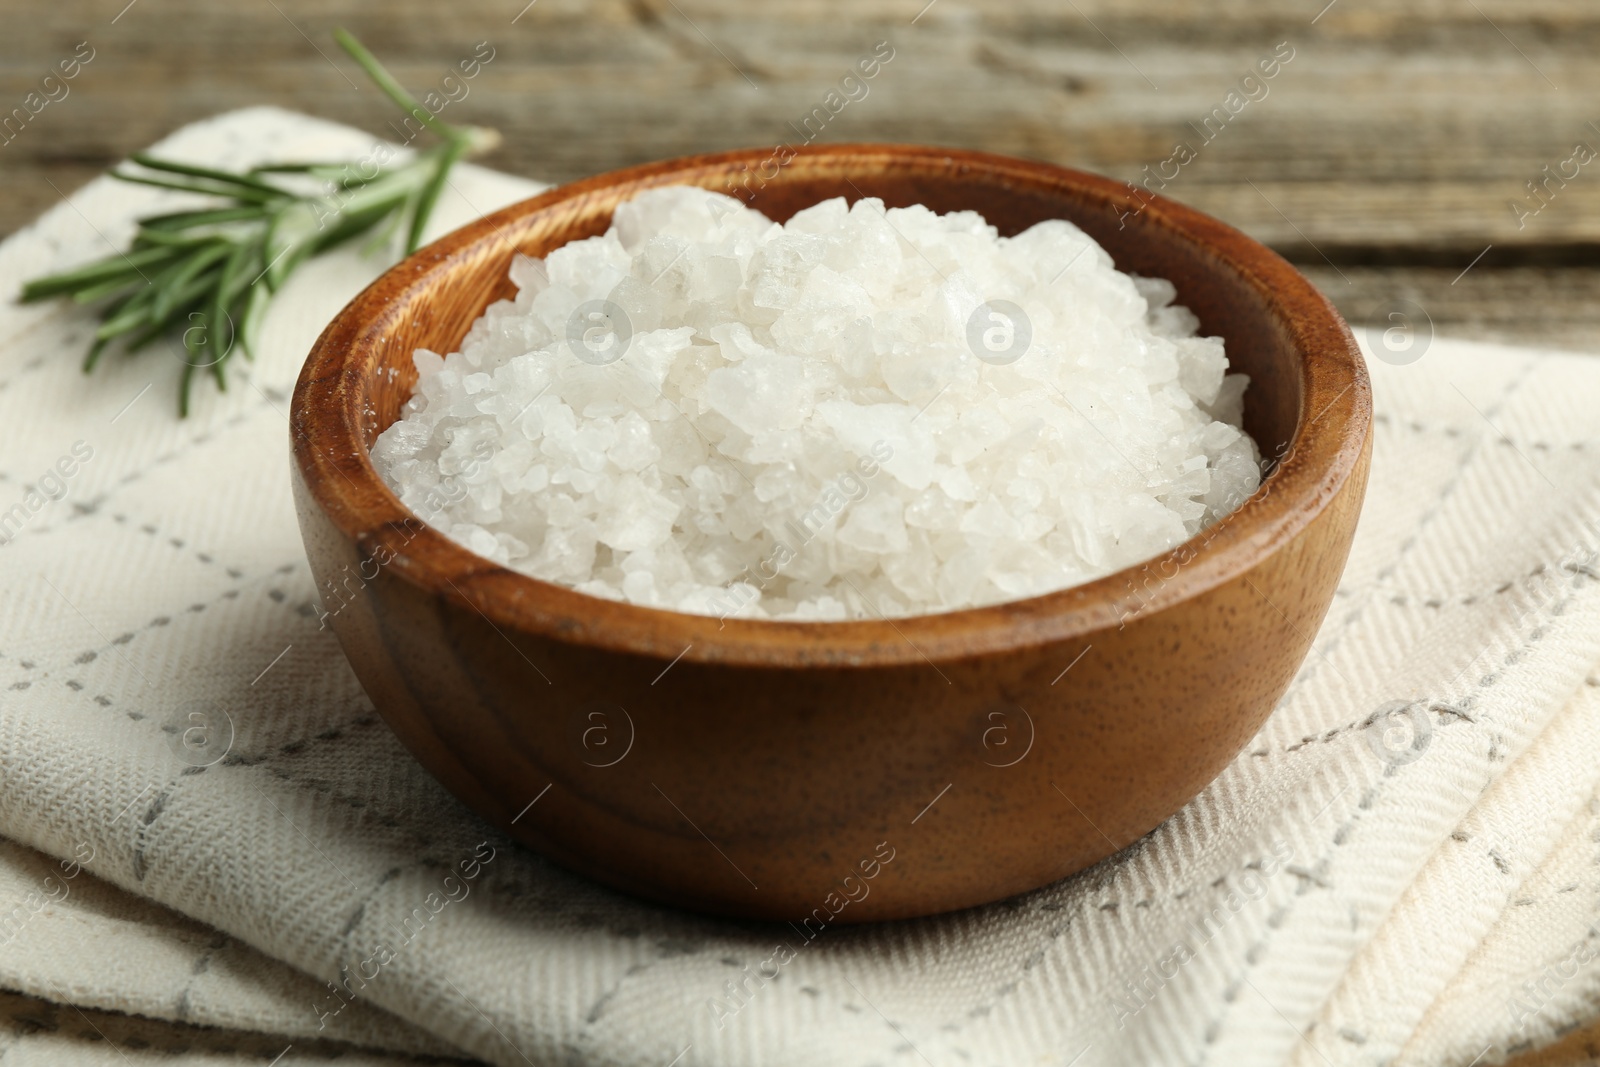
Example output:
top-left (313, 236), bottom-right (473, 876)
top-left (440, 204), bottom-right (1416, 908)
top-left (334, 28), bottom-right (461, 143)
top-left (20, 29), bottom-right (496, 417)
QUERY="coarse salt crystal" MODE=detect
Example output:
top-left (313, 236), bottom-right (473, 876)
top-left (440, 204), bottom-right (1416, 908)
top-left (372, 187), bottom-right (1262, 620)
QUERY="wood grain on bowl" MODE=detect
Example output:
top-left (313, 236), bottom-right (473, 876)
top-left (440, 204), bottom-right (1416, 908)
top-left (290, 144), bottom-right (1370, 922)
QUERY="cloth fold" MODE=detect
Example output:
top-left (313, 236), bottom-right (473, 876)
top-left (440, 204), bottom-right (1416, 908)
top-left (0, 837), bottom-right (461, 1060)
top-left (1, 107), bottom-right (1598, 1066)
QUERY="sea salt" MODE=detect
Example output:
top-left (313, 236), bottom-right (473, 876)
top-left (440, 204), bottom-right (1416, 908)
top-left (371, 187), bottom-right (1261, 620)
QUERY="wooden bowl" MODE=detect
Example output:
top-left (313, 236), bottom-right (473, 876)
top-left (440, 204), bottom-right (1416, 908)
top-left (290, 144), bottom-right (1370, 923)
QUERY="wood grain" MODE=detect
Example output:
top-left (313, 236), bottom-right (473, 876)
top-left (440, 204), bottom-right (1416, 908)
top-left (4, 1), bottom-right (1600, 348)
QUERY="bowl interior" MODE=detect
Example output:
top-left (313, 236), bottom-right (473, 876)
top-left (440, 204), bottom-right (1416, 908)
top-left (297, 144), bottom-right (1365, 664)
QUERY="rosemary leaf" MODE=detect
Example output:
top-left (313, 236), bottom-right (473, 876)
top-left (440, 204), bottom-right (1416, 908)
top-left (82, 337), bottom-right (110, 373)
top-left (71, 273), bottom-right (144, 304)
top-left (154, 242), bottom-right (231, 320)
top-left (129, 153), bottom-right (289, 198)
top-left (111, 170), bottom-right (285, 205)
top-left (238, 275), bottom-right (270, 361)
top-left (19, 29), bottom-right (497, 416)
top-left (19, 245), bottom-right (176, 301)
top-left (333, 28), bottom-right (457, 141)
top-left (408, 137), bottom-right (469, 255)
top-left (139, 205), bottom-right (271, 231)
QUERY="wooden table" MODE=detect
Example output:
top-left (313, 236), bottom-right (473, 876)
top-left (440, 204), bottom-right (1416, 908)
top-left (3, 2), bottom-right (1599, 1063)
top-left (6, 0), bottom-right (1600, 353)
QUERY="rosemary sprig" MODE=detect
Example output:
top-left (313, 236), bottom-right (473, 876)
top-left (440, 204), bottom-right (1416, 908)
top-left (19, 29), bottom-right (500, 416)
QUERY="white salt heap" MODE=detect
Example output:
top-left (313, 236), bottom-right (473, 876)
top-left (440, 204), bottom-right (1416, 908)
top-left (372, 187), bottom-right (1261, 620)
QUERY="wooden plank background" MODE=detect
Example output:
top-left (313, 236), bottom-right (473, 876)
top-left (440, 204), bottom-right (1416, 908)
top-left (6, 0), bottom-right (1600, 351)
top-left (5, 3), bottom-right (1600, 1063)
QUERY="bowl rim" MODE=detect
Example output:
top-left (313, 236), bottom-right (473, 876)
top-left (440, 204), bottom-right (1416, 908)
top-left (291, 142), bottom-right (1370, 669)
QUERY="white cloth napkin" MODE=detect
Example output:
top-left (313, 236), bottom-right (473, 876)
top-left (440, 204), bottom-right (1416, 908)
top-left (2, 107), bottom-right (1599, 1067)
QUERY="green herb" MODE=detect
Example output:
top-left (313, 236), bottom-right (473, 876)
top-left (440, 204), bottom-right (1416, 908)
top-left (19, 29), bottom-right (500, 415)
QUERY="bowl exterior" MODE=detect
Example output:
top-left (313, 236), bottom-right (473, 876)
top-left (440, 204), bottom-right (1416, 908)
top-left (292, 443), bottom-right (1366, 921)
top-left (291, 145), bottom-right (1371, 922)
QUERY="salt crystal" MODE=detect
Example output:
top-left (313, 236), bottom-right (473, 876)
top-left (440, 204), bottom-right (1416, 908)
top-left (372, 187), bottom-right (1262, 620)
